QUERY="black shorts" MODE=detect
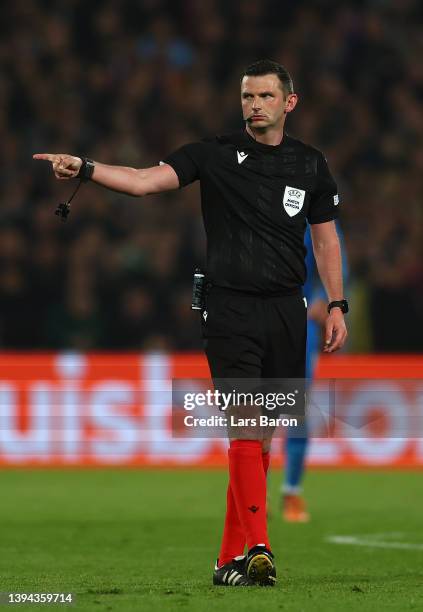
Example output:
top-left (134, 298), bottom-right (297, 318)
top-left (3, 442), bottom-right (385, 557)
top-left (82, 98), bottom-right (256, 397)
top-left (201, 285), bottom-right (307, 381)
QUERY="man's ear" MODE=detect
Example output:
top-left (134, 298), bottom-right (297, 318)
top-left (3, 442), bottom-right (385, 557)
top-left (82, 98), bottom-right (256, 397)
top-left (285, 93), bottom-right (298, 114)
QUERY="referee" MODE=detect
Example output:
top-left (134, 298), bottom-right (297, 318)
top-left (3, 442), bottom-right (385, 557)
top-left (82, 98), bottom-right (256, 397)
top-left (34, 59), bottom-right (348, 587)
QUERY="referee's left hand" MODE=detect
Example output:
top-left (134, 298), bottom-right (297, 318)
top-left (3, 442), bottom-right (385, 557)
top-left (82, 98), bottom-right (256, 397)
top-left (323, 309), bottom-right (347, 353)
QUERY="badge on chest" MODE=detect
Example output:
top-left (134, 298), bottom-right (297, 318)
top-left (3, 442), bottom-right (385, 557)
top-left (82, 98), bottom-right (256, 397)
top-left (282, 186), bottom-right (305, 217)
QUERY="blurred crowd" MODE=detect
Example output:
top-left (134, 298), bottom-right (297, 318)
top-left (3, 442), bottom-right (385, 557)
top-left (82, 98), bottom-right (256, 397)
top-left (1, 0), bottom-right (422, 352)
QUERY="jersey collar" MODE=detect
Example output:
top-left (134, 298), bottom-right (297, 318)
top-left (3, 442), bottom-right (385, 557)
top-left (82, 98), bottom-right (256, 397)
top-left (243, 129), bottom-right (290, 154)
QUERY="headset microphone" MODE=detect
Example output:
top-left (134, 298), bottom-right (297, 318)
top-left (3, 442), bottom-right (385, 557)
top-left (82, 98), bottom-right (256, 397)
top-left (245, 119), bottom-right (257, 141)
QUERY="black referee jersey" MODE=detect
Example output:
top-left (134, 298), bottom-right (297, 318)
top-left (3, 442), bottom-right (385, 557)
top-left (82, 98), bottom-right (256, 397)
top-left (163, 130), bottom-right (339, 295)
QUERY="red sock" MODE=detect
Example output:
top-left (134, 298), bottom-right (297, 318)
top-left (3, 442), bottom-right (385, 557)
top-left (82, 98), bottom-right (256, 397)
top-left (218, 481), bottom-right (246, 567)
top-left (219, 447), bottom-right (272, 565)
top-left (262, 451), bottom-right (270, 517)
top-left (229, 440), bottom-right (270, 551)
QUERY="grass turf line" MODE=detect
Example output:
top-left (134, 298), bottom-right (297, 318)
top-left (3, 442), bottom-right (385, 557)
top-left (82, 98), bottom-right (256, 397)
top-left (0, 469), bottom-right (422, 611)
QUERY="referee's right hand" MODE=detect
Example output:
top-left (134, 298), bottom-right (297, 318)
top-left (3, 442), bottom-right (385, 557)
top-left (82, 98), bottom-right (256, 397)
top-left (33, 153), bottom-right (82, 180)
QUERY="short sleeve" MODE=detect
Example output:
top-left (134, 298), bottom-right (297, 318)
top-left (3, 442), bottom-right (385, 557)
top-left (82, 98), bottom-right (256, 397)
top-left (307, 152), bottom-right (340, 224)
top-left (161, 142), bottom-right (208, 188)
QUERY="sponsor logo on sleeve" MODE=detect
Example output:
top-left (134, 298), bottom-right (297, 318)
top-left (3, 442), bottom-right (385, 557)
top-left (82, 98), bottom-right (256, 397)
top-left (283, 186), bottom-right (306, 217)
top-left (334, 194), bottom-right (339, 206)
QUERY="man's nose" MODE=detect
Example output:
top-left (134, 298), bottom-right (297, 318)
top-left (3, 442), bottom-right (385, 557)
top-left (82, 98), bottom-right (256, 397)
top-left (252, 97), bottom-right (261, 110)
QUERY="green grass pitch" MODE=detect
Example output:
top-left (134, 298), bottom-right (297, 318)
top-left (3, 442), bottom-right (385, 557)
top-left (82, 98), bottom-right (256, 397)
top-left (0, 468), bottom-right (422, 611)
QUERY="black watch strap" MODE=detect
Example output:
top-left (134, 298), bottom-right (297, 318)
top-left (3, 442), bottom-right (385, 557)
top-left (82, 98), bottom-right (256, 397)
top-left (327, 299), bottom-right (349, 314)
top-left (76, 158), bottom-right (95, 181)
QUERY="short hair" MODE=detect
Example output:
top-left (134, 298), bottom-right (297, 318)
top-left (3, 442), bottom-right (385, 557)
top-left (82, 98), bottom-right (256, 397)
top-left (241, 60), bottom-right (294, 96)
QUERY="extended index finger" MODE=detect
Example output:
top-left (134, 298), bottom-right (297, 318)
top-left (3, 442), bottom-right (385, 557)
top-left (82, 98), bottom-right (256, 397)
top-left (33, 153), bottom-right (58, 162)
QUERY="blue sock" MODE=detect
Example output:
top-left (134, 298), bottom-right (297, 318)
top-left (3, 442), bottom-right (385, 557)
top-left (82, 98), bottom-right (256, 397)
top-left (283, 430), bottom-right (308, 494)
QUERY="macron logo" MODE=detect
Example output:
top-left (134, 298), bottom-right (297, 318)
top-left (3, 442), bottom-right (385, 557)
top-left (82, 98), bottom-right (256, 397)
top-left (237, 151), bottom-right (248, 164)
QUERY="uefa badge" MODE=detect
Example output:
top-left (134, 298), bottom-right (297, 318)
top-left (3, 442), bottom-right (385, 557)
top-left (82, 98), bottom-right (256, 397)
top-left (283, 186), bottom-right (305, 217)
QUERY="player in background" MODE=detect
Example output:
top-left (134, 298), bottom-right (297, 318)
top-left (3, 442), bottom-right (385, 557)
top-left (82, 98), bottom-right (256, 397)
top-left (282, 223), bottom-right (348, 522)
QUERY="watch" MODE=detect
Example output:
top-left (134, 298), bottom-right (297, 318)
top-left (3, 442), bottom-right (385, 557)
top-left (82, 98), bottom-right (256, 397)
top-left (76, 158), bottom-right (95, 181)
top-left (327, 299), bottom-right (349, 314)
